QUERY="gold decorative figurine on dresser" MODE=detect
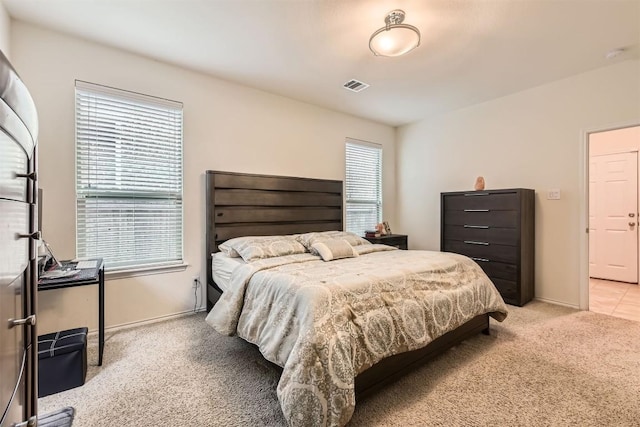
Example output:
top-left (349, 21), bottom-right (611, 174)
top-left (441, 188), bottom-right (535, 306)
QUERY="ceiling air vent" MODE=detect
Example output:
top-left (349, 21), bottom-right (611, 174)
top-left (343, 79), bottom-right (370, 93)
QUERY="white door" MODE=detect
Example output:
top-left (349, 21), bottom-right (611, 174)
top-left (589, 151), bottom-right (638, 283)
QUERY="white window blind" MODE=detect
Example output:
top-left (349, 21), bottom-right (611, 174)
top-left (75, 81), bottom-right (183, 270)
top-left (345, 139), bottom-right (382, 237)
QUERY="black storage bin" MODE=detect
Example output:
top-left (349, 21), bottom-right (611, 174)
top-left (38, 327), bottom-right (88, 398)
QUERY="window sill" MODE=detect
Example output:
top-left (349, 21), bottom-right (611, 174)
top-left (105, 262), bottom-right (189, 280)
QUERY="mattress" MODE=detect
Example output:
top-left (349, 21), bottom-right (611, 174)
top-left (211, 252), bottom-right (245, 292)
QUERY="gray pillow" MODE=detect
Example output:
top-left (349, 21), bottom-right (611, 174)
top-left (311, 239), bottom-right (358, 261)
top-left (218, 235), bottom-right (307, 262)
top-left (297, 231), bottom-right (370, 254)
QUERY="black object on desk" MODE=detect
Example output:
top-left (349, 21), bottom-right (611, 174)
top-left (38, 258), bottom-right (105, 366)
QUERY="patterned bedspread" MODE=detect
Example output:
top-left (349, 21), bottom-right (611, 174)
top-left (205, 246), bottom-right (508, 426)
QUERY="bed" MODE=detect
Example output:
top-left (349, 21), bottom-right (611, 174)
top-left (203, 170), bottom-right (508, 427)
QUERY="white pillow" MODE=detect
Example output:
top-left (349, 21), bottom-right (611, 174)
top-left (218, 235), bottom-right (307, 262)
top-left (218, 243), bottom-right (240, 258)
top-left (311, 239), bottom-right (358, 261)
top-left (297, 231), bottom-right (370, 254)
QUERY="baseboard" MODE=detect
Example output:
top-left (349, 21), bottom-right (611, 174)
top-left (533, 297), bottom-right (580, 310)
top-left (85, 307), bottom-right (207, 337)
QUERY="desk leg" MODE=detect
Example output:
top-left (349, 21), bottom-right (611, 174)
top-left (99, 267), bottom-right (104, 366)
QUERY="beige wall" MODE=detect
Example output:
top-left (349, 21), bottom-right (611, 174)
top-left (397, 60), bottom-right (640, 308)
top-left (9, 18), bottom-right (639, 330)
top-left (0, 2), bottom-right (10, 57)
top-left (11, 21), bottom-right (396, 334)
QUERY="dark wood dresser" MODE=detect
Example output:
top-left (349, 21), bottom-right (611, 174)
top-left (441, 189), bottom-right (535, 306)
top-left (0, 50), bottom-right (39, 426)
top-left (364, 234), bottom-right (408, 250)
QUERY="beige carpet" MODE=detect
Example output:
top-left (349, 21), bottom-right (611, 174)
top-left (39, 301), bottom-right (640, 426)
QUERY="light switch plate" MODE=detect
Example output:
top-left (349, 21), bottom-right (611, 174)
top-left (547, 189), bottom-right (561, 200)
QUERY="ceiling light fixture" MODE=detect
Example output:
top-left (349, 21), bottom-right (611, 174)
top-left (369, 9), bottom-right (421, 57)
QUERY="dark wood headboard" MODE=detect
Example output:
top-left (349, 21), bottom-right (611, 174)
top-left (205, 170), bottom-right (343, 309)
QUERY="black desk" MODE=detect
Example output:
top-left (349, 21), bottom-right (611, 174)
top-left (38, 258), bottom-right (105, 366)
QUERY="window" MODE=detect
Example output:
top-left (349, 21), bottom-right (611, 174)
top-left (75, 81), bottom-right (183, 271)
top-left (345, 139), bottom-right (382, 236)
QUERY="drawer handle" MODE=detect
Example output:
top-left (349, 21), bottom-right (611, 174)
top-left (13, 416), bottom-right (38, 427)
top-left (464, 193), bottom-right (489, 196)
top-left (471, 257), bottom-right (490, 262)
top-left (14, 171), bottom-right (38, 181)
top-left (16, 231), bottom-right (41, 240)
top-left (464, 225), bottom-right (489, 229)
top-left (9, 315), bottom-right (36, 328)
top-left (464, 209), bottom-right (490, 212)
top-left (464, 240), bottom-right (489, 245)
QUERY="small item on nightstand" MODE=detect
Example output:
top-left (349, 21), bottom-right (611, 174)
top-left (375, 223), bottom-right (386, 236)
top-left (383, 221), bottom-right (391, 235)
top-left (474, 176), bottom-right (485, 191)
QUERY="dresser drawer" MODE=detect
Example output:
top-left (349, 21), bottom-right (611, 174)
top-left (443, 225), bottom-right (518, 246)
top-left (379, 236), bottom-right (406, 249)
top-left (443, 192), bottom-right (519, 211)
top-left (0, 96), bottom-right (35, 158)
top-left (364, 234), bottom-right (408, 250)
top-left (443, 239), bottom-right (518, 264)
top-left (443, 210), bottom-right (518, 228)
top-left (490, 278), bottom-right (519, 301)
top-left (0, 324), bottom-right (26, 424)
top-left (0, 134), bottom-right (29, 202)
top-left (0, 350), bottom-right (26, 427)
top-left (470, 258), bottom-right (518, 281)
top-left (0, 200), bottom-right (30, 286)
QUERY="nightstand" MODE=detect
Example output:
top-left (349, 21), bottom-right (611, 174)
top-left (38, 258), bottom-right (105, 365)
top-left (364, 234), bottom-right (408, 250)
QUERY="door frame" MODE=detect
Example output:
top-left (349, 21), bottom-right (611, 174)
top-left (580, 121), bottom-right (640, 310)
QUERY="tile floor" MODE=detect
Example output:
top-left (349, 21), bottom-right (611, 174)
top-left (589, 278), bottom-right (640, 322)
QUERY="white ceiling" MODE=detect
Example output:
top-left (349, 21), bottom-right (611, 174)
top-left (4, 0), bottom-right (640, 126)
